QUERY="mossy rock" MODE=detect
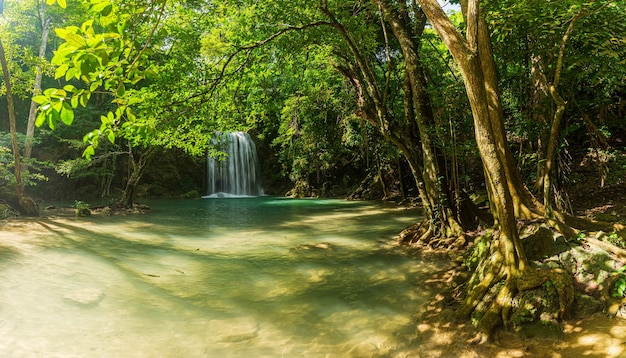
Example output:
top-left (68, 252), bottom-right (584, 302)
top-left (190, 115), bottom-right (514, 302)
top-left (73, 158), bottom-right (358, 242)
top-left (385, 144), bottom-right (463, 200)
top-left (517, 319), bottom-right (563, 340)
top-left (76, 208), bottom-right (91, 217)
top-left (521, 226), bottom-right (568, 261)
top-left (572, 293), bottom-right (603, 318)
top-left (509, 270), bottom-right (572, 339)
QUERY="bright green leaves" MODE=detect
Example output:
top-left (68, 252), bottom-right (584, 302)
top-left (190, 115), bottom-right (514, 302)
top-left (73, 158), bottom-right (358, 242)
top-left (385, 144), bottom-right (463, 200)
top-left (46, 0), bottom-right (67, 9)
top-left (90, 1), bottom-right (113, 17)
top-left (52, 21), bottom-right (123, 85)
top-left (32, 87), bottom-right (79, 129)
top-left (34, 0), bottom-right (161, 160)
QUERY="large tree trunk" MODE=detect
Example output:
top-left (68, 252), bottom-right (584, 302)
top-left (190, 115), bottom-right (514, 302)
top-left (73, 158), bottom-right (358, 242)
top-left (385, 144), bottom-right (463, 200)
top-left (0, 39), bottom-right (39, 216)
top-left (326, 2), bottom-right (468, 248)
top-left (416, 0), bottom-right (573, 340)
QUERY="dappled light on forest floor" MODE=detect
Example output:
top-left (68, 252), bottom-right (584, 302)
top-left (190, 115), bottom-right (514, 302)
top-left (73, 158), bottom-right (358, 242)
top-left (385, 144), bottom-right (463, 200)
top-left (408, 267), bottom-right (626, 357)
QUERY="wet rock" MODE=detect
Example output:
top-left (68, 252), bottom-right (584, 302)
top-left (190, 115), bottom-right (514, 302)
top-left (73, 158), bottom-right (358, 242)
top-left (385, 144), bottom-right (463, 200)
top-left (180, 190), bottom-right (201, 199)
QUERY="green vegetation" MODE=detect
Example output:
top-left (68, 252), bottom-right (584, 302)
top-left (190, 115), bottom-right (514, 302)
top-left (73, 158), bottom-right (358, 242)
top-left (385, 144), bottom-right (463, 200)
top-left (1, 0), bottom-right (625, 343)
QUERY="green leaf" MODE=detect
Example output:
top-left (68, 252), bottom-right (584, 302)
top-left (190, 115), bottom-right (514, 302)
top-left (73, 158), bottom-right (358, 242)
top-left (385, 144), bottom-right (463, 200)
top-left (52, 100), bottom-right (63, 113)
top-left (66, 67), bottom-right (79, 81)
top-left (83, 145), bottom-right (95, 160)
top-left (107, 130), bottom-right (116, 144)
top-left (32, 95), bottom-right (48, 104)
top-left (101, 4), bottom-right (113, 17)
top-left (116, 84), bottom-right (125, 97)
top-left (79, 92), bottom-right (91, 107)
top-left (49, 109), bottom-right (61, 130)
top-left (55, 63), bottom-right (69, 79)
top-left (59, 103), bottom-right (75, 125)
top-left (35, 112), bottom-right (47, 127)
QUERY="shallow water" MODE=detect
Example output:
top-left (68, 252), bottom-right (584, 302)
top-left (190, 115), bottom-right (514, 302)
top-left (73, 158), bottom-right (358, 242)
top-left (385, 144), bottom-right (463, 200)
top-left (0, 198), bottom-right (445, 357)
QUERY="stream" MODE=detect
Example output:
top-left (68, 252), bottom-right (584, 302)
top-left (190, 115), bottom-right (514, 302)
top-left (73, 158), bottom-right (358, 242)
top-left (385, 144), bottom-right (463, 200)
top-left (0, 197), bottom-right (446, 357)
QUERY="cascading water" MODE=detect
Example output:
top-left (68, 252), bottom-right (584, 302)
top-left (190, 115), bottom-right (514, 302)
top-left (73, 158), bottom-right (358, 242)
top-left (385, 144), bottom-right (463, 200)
top-left (205, 132), bottom-right (264, 197)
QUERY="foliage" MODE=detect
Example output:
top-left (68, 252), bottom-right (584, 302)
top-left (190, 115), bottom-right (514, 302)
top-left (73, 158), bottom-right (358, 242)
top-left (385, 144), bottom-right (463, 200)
top-left (612, 265), bottom-right (626, 298)
top-left (0, 133), bottom-right (48, 187)
top-left (485, 0), bottom-right (626, 189)
top-left (73, 199), bottom-right (91, 217)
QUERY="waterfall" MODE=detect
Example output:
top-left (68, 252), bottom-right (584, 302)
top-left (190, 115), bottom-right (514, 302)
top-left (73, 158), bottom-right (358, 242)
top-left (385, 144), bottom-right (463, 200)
top-left (205, 132), bottom-right (264, 198)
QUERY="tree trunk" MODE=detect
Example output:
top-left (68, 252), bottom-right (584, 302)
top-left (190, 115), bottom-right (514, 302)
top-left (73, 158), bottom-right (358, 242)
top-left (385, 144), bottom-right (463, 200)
top-left (0, 39), bottom-right (39, 216)
top-left (417, 0), bottom-right (573, 340)
top-left (541, 9), bottom-right (585, 214)
top-left (328, 1), bottom-right (467, 248)
top-left (117, 146), bottom-right (155, 209)
top-left (379, 0), bottom-right (465, 241)
top-left (530, 54), bottom-right (551, 193)
top-left (24, 6), bottom-right (52, 162)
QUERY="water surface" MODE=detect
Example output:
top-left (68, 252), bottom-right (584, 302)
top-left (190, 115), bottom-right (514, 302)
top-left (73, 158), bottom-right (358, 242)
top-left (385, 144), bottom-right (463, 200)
top-left (0, 197), bottom-right (446, 357)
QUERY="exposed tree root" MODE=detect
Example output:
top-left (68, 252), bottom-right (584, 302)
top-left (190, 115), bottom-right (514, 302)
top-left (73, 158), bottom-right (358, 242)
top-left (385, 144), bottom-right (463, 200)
top-left (397, 218), bottom-right (466, 250)
top-left (456, 231), bottom-right (575, 343)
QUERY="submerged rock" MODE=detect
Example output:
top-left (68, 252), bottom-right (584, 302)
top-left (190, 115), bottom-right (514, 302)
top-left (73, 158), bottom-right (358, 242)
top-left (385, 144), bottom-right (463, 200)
top-left (63, 288), bottom-right (104, 306)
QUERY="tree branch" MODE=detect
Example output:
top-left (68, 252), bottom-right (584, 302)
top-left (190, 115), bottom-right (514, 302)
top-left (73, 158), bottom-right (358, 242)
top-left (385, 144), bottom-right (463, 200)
top-left (168, 21), bottom-right (333, 107)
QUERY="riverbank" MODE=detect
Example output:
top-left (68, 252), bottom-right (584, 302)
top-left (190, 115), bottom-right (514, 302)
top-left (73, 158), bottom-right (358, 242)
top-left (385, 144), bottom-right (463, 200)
top-left (407, 261), bottom-right (626, 357)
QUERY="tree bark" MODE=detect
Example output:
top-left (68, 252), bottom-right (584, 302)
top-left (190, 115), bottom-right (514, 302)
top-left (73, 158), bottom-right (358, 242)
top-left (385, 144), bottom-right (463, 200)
top-left (542, 9), bottom-right (585, 214)
top-left (378, 0), bottom-right (465, 239)
top-left (117, 145), bottom-right (155, 209)
top-left (24, 4), bottom-right (52, 162)
top-left (0, 39), bottom-right (39, 216)
top-left (415, 0), bottom-right (575, 340)
top-left (530, 54), bottom-right (551, 192)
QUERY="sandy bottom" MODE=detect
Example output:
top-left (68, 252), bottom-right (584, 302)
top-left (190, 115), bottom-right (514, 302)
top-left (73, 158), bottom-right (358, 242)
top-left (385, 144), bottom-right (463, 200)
top-left (1, 213), bottom-right (626, 358)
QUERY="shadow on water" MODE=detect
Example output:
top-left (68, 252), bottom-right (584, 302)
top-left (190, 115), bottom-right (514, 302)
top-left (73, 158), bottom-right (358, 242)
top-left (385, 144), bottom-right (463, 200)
top-left (0, 243), bottom-right (20, 264)
top-left (4, 198), bottom-right (625, 356)
top-left (0, 197), bottom-right (448, 356)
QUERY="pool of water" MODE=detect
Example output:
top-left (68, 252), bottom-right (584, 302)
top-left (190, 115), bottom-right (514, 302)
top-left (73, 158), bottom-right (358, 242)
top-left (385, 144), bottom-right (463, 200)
top-left (0, 197), bottom-right (446, 357)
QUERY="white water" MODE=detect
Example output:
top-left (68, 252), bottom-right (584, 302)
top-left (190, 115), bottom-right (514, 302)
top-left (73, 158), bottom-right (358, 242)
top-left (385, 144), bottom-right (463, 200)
top-left (0, 198), bottom-right (444, 357)
top-left (206, 132), bottom-right (264, 197)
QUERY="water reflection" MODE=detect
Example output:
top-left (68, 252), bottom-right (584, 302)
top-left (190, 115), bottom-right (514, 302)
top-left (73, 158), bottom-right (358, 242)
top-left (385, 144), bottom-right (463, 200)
top-left (0, 198), bottom-right (446, 357)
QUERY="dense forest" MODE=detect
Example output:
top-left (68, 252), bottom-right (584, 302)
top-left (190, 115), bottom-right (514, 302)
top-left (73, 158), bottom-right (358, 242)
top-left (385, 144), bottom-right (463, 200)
top-left (1, 0), bottom-right (625, 342)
